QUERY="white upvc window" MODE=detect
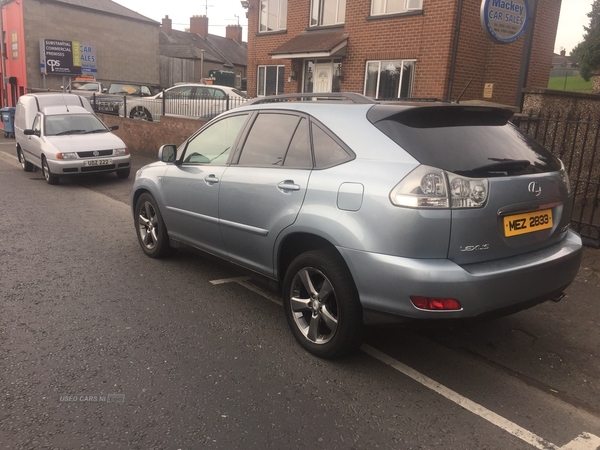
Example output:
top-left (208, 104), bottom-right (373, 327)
top-left (259, 0), bottom-right (287, 32)
top-left (364, 60), bottom-right (416, 99)
top-left (371, 0), bottom-right (422, 16)
top-left (257, 65), bottom-right (285, 96)
top-left (310, 0), bottom-right (346, 27)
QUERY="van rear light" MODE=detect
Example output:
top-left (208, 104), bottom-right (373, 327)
top-left (390, 164), bottom-right (488, 209)
top-left (410, 296), bottom-right (462, 311)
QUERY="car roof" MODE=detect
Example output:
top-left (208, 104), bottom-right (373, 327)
top-left (21, 93), bottom-right (95, 114)
top-left (41, 105), bottom-right (93, 116)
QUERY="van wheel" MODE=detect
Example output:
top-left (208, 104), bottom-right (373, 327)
top-left (41, 156), bottom-right (59, 185)
top-left (17, 148), bottom-right (33, 172)
top-left (130, 107), bottom-right (153, 121)
top-left (282, 249), bottom-right (363, 359)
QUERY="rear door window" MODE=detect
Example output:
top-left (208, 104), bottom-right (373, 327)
top-left (238, 113), bottom-right (311, 168)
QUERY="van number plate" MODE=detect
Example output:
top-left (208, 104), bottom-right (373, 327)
top-left (83, 159), bottom-right (112, 167)
top-left (504, 209), bottom-right (553, 237)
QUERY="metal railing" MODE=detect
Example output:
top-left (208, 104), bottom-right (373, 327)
top-left (512, 111), bottom-right (600, 247)
top-left (89, 91), bottom-right (249, 122)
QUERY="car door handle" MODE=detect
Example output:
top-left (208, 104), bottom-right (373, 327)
top-left (277, 180), bottom-right (301, 192)
top-left (205, 175), bottom-right (219, 185)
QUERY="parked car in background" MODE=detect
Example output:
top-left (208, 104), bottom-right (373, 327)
top-left (63, 81), bottom-right (104, 94)
top-left (120, 83), bottom-right (249, 121)
top-left (15, 93), bottom-right (131, 185)
top-left (130, 93), bottom-right (582, 359)
top-left (92, 82), bottom-right (155, 115)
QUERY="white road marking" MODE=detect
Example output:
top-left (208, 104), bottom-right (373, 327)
top-left (212, 276), bottom-right (600, 450)
top-left (209, 276), bottom-right (251, 285)
top-left (361, 345), bottom-right (600, 450)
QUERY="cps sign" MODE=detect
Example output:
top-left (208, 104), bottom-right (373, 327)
top-left (39, 38), bottom-right (82, 75)
top-left (480, 0), bottom-right (529, 44)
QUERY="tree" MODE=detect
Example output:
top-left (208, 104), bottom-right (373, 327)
top-left (577, 0), bottom-right (600, 81)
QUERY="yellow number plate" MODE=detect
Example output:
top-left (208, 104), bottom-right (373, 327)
top-left (504, 209), bottom-right (553, 237)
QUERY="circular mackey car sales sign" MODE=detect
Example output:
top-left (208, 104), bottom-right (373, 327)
top-left (480, 0), bottom-right (529, 44)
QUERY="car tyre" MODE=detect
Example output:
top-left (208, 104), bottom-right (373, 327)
top-left (134, 193), bottom-right (175, 258)
top-left (41, 156), bottom-right (59, 185)
top-left (17, 148), bottom-right (33, 172)
top-left (116, 168), bottom-right (131, 179)
top-left (283, 249), bottom-right (363, 359)
top-left (130, 107), bottom-right (153, 121)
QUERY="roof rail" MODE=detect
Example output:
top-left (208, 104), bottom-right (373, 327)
top-left (246, 92), bottom-right (377, 105)
top-left (377, 97), bottom-right (445, 103)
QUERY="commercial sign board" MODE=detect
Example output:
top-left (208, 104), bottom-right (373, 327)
top-left (480, 0), bottom-right (529, 44)
top-left (80, 45), bottom-right (97, 76)
top-left (39, 39), bottom-right (82, 75)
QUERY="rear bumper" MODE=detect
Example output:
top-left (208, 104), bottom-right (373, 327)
top-left (338, 230), bottom-right (583, 325)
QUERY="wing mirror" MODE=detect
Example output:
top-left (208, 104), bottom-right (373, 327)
top-left (159, 144), bottom-right (177, 163)
top-left (24, 129), bottom-right (40, 137)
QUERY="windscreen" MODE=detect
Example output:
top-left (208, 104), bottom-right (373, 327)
top-left (369, 106), bottom-right (561, 177)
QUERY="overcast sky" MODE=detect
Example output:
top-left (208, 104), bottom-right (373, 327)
top-left (113, 0), bottom-right (592, 55)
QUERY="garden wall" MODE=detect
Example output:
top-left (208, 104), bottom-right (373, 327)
top-left (522, 88), bottom-right (600, 118)
top-left (97, 114), bottom-right (207, 158)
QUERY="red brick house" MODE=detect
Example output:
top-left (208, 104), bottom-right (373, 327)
top-left (242, 0), bottom-right (561, 107)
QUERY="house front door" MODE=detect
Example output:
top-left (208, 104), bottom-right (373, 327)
top-left (313, 63), bottom-right (332, 93)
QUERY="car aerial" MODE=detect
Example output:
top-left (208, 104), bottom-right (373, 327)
top-left (15, 93), bottom-right (131, 185)
top-left (92, 82), bottom-right (155, 115)
top-left (130, 92), bottom-right (583, 359)
top-left (120, 83), bottom-right (249, 121)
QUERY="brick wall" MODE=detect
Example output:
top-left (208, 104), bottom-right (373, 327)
top-left (246, 0), bottom-right (561, 108)
top-left (24, 0), bottom-right (160, 91)
top-left (97, 114), bottom-right (206, 158)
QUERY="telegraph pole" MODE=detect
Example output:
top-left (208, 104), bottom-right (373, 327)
top-left (0, 1), bottom-right (9, 106)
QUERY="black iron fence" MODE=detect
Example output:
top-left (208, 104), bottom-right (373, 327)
top-left (512, 112), bottom-right (600, 247)
top-left (89, 91), bottom-right (249, 122)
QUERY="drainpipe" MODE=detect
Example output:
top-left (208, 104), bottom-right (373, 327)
top-left (447, 0), bottom-right (464, 102)
top-left (0, 3), bottom-right (8, 106)
top-left (515, 0), bottom-right (538, 109)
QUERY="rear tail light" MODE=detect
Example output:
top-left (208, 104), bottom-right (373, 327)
top-left (410, 296), bottom-right (462, 311)
top-left (390, 165), bottom-right (488, 209)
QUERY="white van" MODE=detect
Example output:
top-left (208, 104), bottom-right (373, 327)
top-left (15, 93), bottom-right (131, 184)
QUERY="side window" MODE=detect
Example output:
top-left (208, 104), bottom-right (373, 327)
top-left (284, 118), bottom-right (312, 168)
top-left (32, 115), bottom-right (41, 133)
top-left (166, 86), bottom-right (193, 99)
top-left (182, 114), bottom-right (248, 165)
top-left (141, 86), bottom-right (152, 96)
top-left (212, 89), bottom-right (225, 99)
top-left (239, 113), bottom-right (305, 167)
top-left (312, 122), bottom-right (352, 168)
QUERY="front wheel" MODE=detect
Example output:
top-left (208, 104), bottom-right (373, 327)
top-left (41, 156), bottom-right (59, 185)
top-left (130, 107), bottom-right (153, 121)
top-left (282, 249), bottom-right (363, 359)
top-left (17, 148), bottom-right (33, 172)
top-left (134, 193), bottom-right (175, 258)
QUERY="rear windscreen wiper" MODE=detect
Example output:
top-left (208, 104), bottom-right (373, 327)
top-left (455, 159), bottom-right (531, 177)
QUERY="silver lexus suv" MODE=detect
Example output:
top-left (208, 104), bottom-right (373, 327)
top-left (131, 93), bottom-right (582, 359)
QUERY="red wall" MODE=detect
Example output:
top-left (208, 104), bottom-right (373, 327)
top-left (2, 1), bottom-right (27, 106)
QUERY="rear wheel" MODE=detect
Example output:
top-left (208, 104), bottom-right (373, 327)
top-left (130, 107), bottom-right (153, 121)
top-left (17, 148), bottom-right (33, 172)
top-left (41, 156), bottom-right (59, 185)
top-left (282, 249), bottom-right (363, 359)
top-left (134, 193), bottom-right (175, 258)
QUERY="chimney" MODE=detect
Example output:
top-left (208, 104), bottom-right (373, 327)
top-left (560, 49), bottom-right (566, 57)
top-left (190, 15), bottom-right (209, 38)
top-left (226, 24), bottom-right (243, 44)
top-left (162, 15), bottom-right (172, 36)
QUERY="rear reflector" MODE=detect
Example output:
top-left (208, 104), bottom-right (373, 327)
top-left (410, 296), bottom-right (462, 311)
